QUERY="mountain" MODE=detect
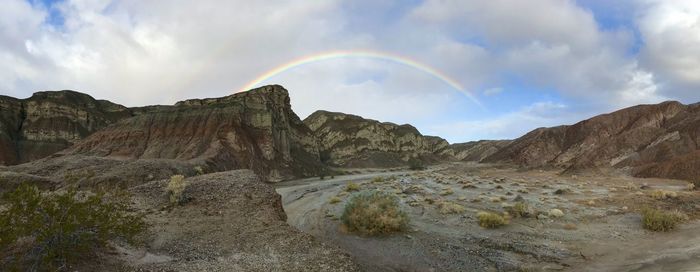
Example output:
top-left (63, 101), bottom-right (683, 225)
top-left (0, 91), bottom-right (133, 165)
top-left (59, 85), bottom-right (324, 182)
top-left (303, 110), bottom-right (453, 168)
top-left (450, 140), bottom-right (512, 162)
top-left (483, 101), bottom-right (700, 180)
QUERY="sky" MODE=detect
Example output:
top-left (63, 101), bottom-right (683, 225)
top-left (1, 0), bottom-right (699, 143)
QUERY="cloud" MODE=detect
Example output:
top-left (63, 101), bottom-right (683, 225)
top-left (483, 88), bottom-right (503, 96)
top-left (409, 0), bottom-right (665, 109)
top-left (638, 0), bottom-right (700, 100)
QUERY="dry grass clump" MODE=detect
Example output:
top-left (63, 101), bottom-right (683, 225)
top-left (341, 191), bottom-right (409, 236)
top-left (641, 207), bottom-right (688, 232)
top-left (440, 188), bottom-right (454, 196)
top-left (329, 196), bottom-right (342, 204)
top-left (650, 190), bottom-right (678, 200)
top-left (438, 201), bottom-right (466, 214)
top-left (167, 175), bottom-right (188, 205)
top-left (688, 183), bottom-right (696, 191)
top-left (477, 212), bottom-right (508, 229)
top-left (345, 182), bottom-right (360, 192)
top-left (505, 202), bottom-right (532, 218)
top-left (372, 177), bottom-right (385, 183)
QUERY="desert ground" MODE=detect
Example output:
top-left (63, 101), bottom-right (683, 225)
top-left (277, 162), bottom-right (700, 272)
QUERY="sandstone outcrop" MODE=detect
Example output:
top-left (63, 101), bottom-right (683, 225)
top-left (304, 110), bottom-right (453, 167)
top-left (483, 101), bottom-right (700, 180)
top-left (0, 91), bottom-right (132, 165)
top-left (62, 85), bottom-right (324, 181)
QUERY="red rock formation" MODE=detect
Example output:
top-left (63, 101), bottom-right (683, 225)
top-left (484, 101), bottom-right (700, 180)
top-left (64, 85), bottom-right (324, 181)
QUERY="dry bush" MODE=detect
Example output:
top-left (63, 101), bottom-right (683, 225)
top-left (650, 190), bottom-right (678, 200)
top-left (167, 175), bottom-right (188, 205)
top-left (329, 197), bottom-right (342, 204)
top-left (341, 191), bottom-right (409, 236)
top-left (372, 177), bottom-right (385, 183)
top-left (641, 207), bottom-right (688, 232)
top-left (505, 202), bottom-right (532, 218)
top-left (440, 188), bottom-right (454, 196)
top-left (0, 184), bottom-right (145, 270)
top-left (345, 182), bottom-right (360, 192)
top-left (193, 166), bottom-right (204, 176)
top-left (563, 223), bottom-right (578, 230)
top-left (687, 183), bottom-right (696, 191)
top-left (438, 201), bottom-right (465, 214)
top-left (477, 212), bottom-right (508, 229)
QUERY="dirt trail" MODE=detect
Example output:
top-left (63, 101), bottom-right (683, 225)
top-left (277, 163), bottom-right (700, 271)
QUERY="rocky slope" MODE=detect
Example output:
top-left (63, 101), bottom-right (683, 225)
top-left (483, 101), bottom-right (700, 180)
top-left (125, 170), bottom-right (360, 271)
top-left (60, 85), bottom-right (324, 181)
top-left (304, 110), bottom-right (453, 167)
top-left (450, 140), bottom-right (512, 162)
top-left (0, 91), bottom-right (132, 165)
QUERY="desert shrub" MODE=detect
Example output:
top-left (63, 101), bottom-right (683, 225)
top-left (372, 177), bottom-right (385, 183)
top-left (329, 197), bottom-right (341, 204)
top-left (440, 188), bottom-right (454, 196)
top-left (650, 190), bottom-right (677, 200)
top-left (341, 191), bottom-right (409, 235)
top-left (477, 212), bottom-right (508, 228)
top-left (438, 201), bottom-right (465, 214)
top-left (641, 208), bottom-right (687, 232)
top-left (408, 158), bottom-right (425, 170)
top-left (687, 183), bottom-right (696, 191)
top-left (167, 175), bottom-right (188, 205)
top-left (345, 182), bottom-right (360, 192)
top-left (193, 166), bottom-right (204, 176)
top-left (0, 184), bottom-right (146, 270)
top-left (505, 202), bottom-right (532, 218)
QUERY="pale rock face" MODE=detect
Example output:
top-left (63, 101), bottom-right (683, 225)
top-left (0, 91), bottom-right (133, 165)
top-left (304, 110), bottom-right (453, 167)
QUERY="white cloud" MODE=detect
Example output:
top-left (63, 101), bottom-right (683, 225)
top-left (638, 0), bottom-right (700, 100)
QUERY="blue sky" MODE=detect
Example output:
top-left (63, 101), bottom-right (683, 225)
top-left (1, 0), bottom-right (699, 143)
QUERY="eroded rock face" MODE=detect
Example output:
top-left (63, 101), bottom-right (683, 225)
top-left (0, 91), bottom-right (133, 165)
top-left (483, 101), bottom-right (700, 180)
top-left (450, 140), bottom-right (512, 162)
top-left (304, 110), bottom-right (453, 167)
top-left (64, 85), bottom-right (324, 181)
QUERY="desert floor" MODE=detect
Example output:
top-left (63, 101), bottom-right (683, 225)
top-left (277, 162), bottom-right (700, 272)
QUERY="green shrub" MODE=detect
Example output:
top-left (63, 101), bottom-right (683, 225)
top-left (477, 212), bottom-right (508, 229)
top-left (0, 184), bottom-right (146, 270)
top-left (167, 175), bottom-right (188, 205)
top-left (341, 191), bottom-right (409, 236)
top-left (641, 208), bottom-right (687, 232)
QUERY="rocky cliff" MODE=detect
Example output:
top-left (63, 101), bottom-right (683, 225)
top-left (483, 101), bottom-right (700, 180)
top-left (62, 85), bottom-right (324, 181)
top-left (0, 91), bottom-right (133, 165)
top-left (304, 110), bottom-right (453, 167)
top-left (450, 140), bottom-right (512, 162)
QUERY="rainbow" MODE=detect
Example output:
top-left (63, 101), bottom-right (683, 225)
top-left (238, 50), bottom-right (481, 106)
